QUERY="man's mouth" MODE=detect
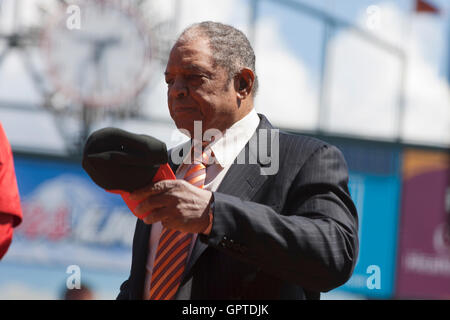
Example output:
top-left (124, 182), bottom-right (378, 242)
top-left (174, 107), bottom-right (198, 114)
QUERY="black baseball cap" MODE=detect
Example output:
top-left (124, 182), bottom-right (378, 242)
top-left (82, 127), bottom-right (168, 192)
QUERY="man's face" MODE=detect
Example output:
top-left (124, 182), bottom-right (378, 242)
top-left (165, 36), bottom-right (238, 137)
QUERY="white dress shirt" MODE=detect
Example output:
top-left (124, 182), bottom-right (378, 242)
top-left (143, 108), bottom-right (260, 299)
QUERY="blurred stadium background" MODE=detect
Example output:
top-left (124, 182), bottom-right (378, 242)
top-left (0, 0), bottom-right (448, 299)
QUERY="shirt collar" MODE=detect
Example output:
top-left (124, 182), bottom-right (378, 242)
top-left (205, 108), bottom-right (260, 168)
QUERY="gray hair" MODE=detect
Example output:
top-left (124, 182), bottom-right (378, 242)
top-left (178, 21), bottom-right (259, 96)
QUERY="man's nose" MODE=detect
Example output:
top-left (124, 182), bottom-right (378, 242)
top-left (169, 77), bottom-right (188, 99)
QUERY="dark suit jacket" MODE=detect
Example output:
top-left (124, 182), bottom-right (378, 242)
top-left (117, 114), bottom-right (359, 300)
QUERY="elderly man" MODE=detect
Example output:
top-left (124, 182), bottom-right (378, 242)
top-left (117, 21), bottom-right (358, 300)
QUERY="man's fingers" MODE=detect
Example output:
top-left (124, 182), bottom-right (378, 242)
top-left (142, 207), bottom-right (171, 225)
top-left (128, 183), bottom-right (155, 202)
top-left (134, 192), bottom-right (171, 216)
top-left (129, 179), bottom-right (176, 201)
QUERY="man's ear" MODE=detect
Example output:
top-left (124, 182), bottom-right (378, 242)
top-left (234, 68), bottom-right (255, 99)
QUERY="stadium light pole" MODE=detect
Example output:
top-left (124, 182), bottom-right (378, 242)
top-left (396, 52), bottom-right (407, 143)
top-left (317, 19), bottom-right (334, 135)
top-left (447, 12), bottom-right (450, 87)
top-left (248, 0), bottom-right (259, 46)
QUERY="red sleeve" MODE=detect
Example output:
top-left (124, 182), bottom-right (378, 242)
top-left (0, 213), bottom-right (14, 260)
top-left (0, 123), bottom-right (22, 227)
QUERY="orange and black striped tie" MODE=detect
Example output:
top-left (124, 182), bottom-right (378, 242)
top-left (149, 150), bottom-right (210, 300)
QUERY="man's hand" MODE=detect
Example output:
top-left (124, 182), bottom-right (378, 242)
top-left (130, 180), bottom-right (213, 234)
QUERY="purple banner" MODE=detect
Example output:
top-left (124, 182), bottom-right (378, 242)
top-left (396, 149), bottom-right (450, 299)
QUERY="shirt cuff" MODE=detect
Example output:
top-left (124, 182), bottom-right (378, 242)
top-left (201, 199), bottom-right (214, 236)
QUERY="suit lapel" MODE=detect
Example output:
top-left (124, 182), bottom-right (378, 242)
top-left (179, 114), bottom-right (275, 287)
top-left (132, 220), bottom-right (151, 299)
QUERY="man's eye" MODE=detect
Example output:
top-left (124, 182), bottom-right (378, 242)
top-left (188, 75), bottom-right (205, 84)
top-left (165, 78), bottom-right (174, 86)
